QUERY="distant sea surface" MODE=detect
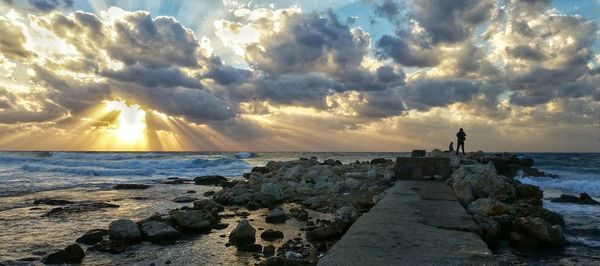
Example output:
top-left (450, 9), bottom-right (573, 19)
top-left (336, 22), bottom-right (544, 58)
top-left (0, 151), bottom-right (598, 262)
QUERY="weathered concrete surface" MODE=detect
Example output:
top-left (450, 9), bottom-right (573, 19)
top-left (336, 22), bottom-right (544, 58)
top-left (318, 181), bottom-right (496, 266)
top-left (394, 158), bottom-right (452, 180)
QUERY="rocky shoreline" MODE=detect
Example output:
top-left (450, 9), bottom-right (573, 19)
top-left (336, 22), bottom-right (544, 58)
top-left (0, 152), bottom-right (577, 265)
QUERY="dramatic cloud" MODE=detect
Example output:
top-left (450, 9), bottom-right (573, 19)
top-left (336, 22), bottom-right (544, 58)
top-left (0, 17), bottom-right (34, 60)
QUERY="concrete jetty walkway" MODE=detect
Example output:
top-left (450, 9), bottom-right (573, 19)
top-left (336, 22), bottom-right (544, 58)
top-left (318, 181), bottom-right (497, 266)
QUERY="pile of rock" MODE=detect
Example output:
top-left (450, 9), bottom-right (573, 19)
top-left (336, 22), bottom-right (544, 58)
top-left (447, 157), bottom-right (566, 250)
top-left (80, 199), bottom-right (224, 254)
top-left (216, 157), bottom-right (395, 213)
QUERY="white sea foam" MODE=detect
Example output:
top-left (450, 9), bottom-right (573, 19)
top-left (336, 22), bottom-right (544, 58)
top-left (518, 177), bottom-right (600, 197)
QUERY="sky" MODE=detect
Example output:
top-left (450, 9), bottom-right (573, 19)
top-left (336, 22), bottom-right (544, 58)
top-left (0, 0), bottom-right (599, 152)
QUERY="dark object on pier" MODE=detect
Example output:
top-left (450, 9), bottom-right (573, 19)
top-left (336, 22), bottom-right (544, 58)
top-left (394, 157), bottom-right (451, 180)
top-left (411, 150), bottom-right (427, 158)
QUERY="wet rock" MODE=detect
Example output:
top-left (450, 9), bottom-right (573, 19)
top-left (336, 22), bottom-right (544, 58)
top-left (160, 177), bottom-right (190, 185)
top-left (109, 219), bottom-right (141, 243)
top-left (266, 207), bottom-right (287, 223)
top-left (509, 231), bottom-right (539, 251)
top-left (263, 245), bottom-right (276, 257)
top-left (170, 210), bottom-right (218, 232)
top-left (194, 175), bottom-right (228, 186)
top-left (193, 199), bottom-right (224, 213)
top-left (203, 191), bottom-right (216, 197)
top-left (173, 196), bottom-right (197, 203)
top-left (43, 244), bottom-right (85, 264)
top-left (33, 198), bottom-right (74, 206)
top-left (245, 201), bottom-right (261, 211)
top-left (90, 240), bottom-right (128, 254)
top-left (551, 193), bottom-right (599, 205)
top-left (411, 150), bottom-right (426, 157)
top-left (261, 229), bottom-right (284, 241)
top-left (186, 190), bottom-right (196, 194)
top-left (42, 202), bottom-right (120, 217)
top-left (140, 221), bottom-right (180, 244)
top-left (515, 183), bottom-right (543, 206)
top-left (229, 219), bottom-right (256, 245)
top-left (307, 223), bottom-right (346, 241)
top-left (76, 229), bottom-right (108, 245)
top-left (516, 217), bottom-right (567, 248)
top-left (113, 184), bottom-right (150, 190)
top-left (251, 166), bottom-right (270, 174)
top-left (323, 159), bottom-right (341, 166)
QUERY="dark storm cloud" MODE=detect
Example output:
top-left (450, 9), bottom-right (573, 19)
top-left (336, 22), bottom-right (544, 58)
top-left (0, 17), bottom-right (35, 60)
top-left (107, 13), bottom-right (201, 68)
top-left (505, 45), bottom-right (546, 61)
top-left (101, 64), bottom-right (203, 89)
top-left (402, 79), bottom-right (481, 111)
top-left (204, 57), bottom-right (252, 85)
top-left (357, 88), bottom-right (407, 118)
top-left (374, 0), bottom-right (401, 21)
top-left (376, 33), bottom-right (439, 67)
top-left (409, 0), bottom-right (495, 44)
top-left (0, 87), bottom-right (66, 123)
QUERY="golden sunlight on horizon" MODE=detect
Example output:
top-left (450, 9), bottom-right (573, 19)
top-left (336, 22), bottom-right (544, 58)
top-left (102, 100), bottom-right (147, 144)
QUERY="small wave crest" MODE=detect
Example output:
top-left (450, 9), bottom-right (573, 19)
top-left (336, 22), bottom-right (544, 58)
top-left (518, 177), bottom-right (600, 197)
top-left (48, 152), bottom-right (167, 160)
top-left (235, 152), bottom-right (255, 159)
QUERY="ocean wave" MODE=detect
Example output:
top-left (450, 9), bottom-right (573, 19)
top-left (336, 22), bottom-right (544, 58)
top-left (48, 152), bottom-right (168, 160)
top-left (235, 152), bottom-right (255, 158)
top-left (519, 177), bottom-right (600, 197)
top-left (21, 164), bottom-right (156, 176)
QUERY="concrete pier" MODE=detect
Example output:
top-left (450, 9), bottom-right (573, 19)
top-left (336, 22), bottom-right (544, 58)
top-left (318, 181), bottom-right (496, 266)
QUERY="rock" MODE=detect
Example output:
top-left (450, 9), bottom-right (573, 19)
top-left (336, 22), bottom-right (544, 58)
top-left (467, 198), bottom-right (511, 217)
top-left (307, 223), bottom-right (346, 241)
top-left (289, 208), bottom-right (309, 221)
top-left (550, 194), bottom-right (579, 204)
top-left (89, 240), bottom-right (128, 254)
top-left (160, 177), bottom-right (190, 185)
top-left (579, 193), bottom-right (599, 204)
top-left (43, 244), bottom-right (85, 264)
top-left (342, 178), bottom-right (361, 190)
top-left (252, 166), bottom-right (270, 174)
top-left (428, 149), bottom-right (446, 158)
top-left (170, 210), bottom-right (217, 232)
top-left (551, 193), bottom-right (599, 205)
top-left (237, 243), bottom-right (263, 252)
top-left (370, 158), bottom-right (390, 165)
top-left (323, 159), bottom-right (341, 166)
top-left (411, 150), bottom-right (427, 157)
top-left (194, 175), bottom-right (228, 186)
top-left (266, 207), bottom-right (287, 223)
top-left (515, 183), bottom-right (543, 206)
top-left (261, 229), bottom-right (284, 241)
top-left (448, 163), bottom-right (516, 205)
top-left (76, 229), bottom-right (107, 245)
top-left (113, 184), bottom-right (150, 190)
top-left (174, 196), bottom-right (197, 203)
top-left (473, 215), bottom-right (500, 241)
top-left (516, 217), bottom-right (567, 248)
top-left (266, 161), bottom-right (283, 172)
top-left (193, 199), bottom-right (224, 213)
top-left (261, 183), bottom-right (284, 201)
top-left (203, 191), bottom-right (216, 197)
top-left (140, 221), bottom-right (180, 243)
top-left (263, 245), bottom-right (276, 257)
top-left (262, 256), bottom-right (308, 266)
top-left (334, 205), bottom-right (360, 224)
top-left (537, 208), bottom-right (565, 227)
top-left (33, 198), bottom-right (74, 206)
top-left (509, 231), bottom-right (539, 251)
top-left (245, 201), bottom-right (261, 211)
top-left (42, 202), bottom-right (120, 217)
top-left (229, 219), bottom-right (256, 245)
top-left (109, 219), bottom-right (142, 242)
top-left (295, 186), bottom-right (317, 196)
top-left (186, 190), bottom-right (196, 194)
top-left (302, 196), bottom-right (322, 209)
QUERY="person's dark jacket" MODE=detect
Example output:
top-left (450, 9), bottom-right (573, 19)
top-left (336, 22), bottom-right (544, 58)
top-left (457, 131), bottom-right (466, 143)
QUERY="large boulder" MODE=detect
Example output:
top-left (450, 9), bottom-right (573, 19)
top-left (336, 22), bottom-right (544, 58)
top-left (193, 199), bottom-right (224, 213)
top-left (140, 221), bottom-right (180, 243)
top-left (260, 229), bottom-right (284, 241)
top-left (261, 183), bottom-right (284, 201)
top-left (266, 207), bottom-right (286, 223)
top-left (307, 223), bottom-right (347, 241)
top-left (194, 175), bottom-right (228, 185)
top-left (448, 163), bottom-right (516, 205)
top-left (43, 244), bottom-right (85, 264)
top-left (108, 219), bottom-right (141, 242)
top-left (515, 183), bottom-right (543, 206)
top-left (515, 217), bottom-right (567, 248)
top-left (467, 198), bottom-right (511, 217)
top-left (229, 219), bottom-right (256, 245)
top-left (89, 240), bottom-right (128, 254)
top-left (76, 229), bottom-right (108, 245)
top-left (170, 210), bottom-right (217, 232)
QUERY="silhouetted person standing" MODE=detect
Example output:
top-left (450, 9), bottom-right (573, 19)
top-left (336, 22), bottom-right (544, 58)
top-left (449, 142), bottom-right (454, 153)
top-left (456, 128), bottom-right (466, 155)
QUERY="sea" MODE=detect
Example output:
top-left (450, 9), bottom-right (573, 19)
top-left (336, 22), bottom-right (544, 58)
top-left (0, 151), bottom-right (598, 264)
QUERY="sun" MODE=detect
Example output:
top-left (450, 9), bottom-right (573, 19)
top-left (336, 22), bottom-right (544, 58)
top-left (103, 100), bottom-right (147, 144)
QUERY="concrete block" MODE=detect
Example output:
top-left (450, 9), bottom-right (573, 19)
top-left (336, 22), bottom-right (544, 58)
top-left (394, 157), bottom-right (451, 180)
